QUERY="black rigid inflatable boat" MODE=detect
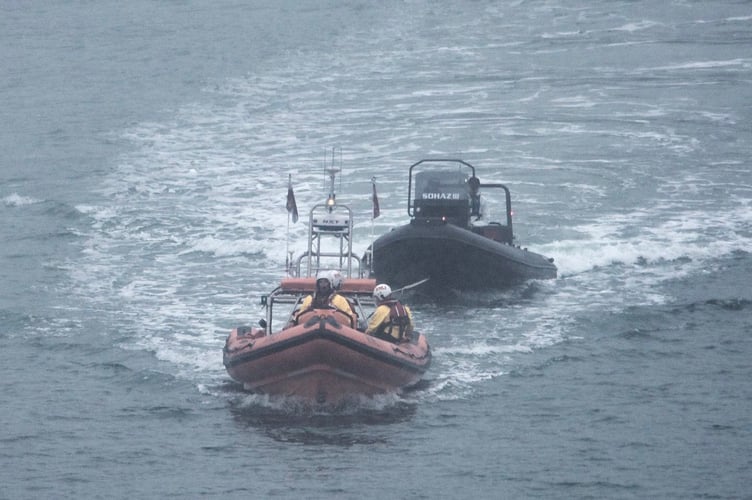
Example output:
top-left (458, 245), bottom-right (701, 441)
top-left (364, 159), bottom-right (557, 290)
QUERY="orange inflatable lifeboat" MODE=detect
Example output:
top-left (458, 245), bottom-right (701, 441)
top-left (223, 277), bottom-right (431, 405)
top-left (223, 167), bottom-right (431, 406)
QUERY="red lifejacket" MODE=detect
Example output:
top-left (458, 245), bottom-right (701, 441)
top-left (375, 300), bottom-right (411, 341)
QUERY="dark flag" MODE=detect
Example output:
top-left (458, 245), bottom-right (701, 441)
top-left (371, 177), bottom-right (380, 219)
top-left (286, 175), bottom-right (298, 223)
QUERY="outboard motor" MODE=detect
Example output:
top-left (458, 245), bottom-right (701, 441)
top-left (412, 171), bottom-right (471, 227)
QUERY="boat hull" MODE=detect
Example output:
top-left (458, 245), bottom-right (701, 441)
top-left (371, 222), bottom-right (557, 289)
top-left (223, 310), bottom-right (431, 405)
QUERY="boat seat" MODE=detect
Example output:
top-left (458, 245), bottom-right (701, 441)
top-left (291, 308), bottom-right (357, 329)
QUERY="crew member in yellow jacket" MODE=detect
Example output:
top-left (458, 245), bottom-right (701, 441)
top-left (365, 283), bottom-right (414, 342)
top-left (291, 270), bottom-right (356, 327)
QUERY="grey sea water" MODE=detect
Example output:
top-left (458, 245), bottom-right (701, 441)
top-left (2, 1), bottom-right (751, 498)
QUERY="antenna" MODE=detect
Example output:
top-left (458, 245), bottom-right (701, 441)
top-left (324, 147), bottom-right (342, 212)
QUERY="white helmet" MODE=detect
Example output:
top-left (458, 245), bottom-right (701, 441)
top-left (315, 270), bottom-right (334, 292)
top-left (330, 270), bottom-right (343, 290)
top-left (373, 283), bottom-right (392, 301)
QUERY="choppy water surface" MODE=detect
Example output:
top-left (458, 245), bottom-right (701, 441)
top-left (2, 1), bottom-right (751, 498)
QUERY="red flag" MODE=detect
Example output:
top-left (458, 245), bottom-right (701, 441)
top-left (286, 175), bottom-right (298, 223)
top-left (371, 178), bottom-right (380, 219)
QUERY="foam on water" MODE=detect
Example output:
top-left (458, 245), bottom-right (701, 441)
top-left (3, 193), bottom-right (40, 207)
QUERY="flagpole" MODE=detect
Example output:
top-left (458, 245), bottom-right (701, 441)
top-left (370, 176), bottom-right (379, 276)
top-left (286, 173), bottom-right (299, 275)
top-left (370, 203), bottom-right (374, 277)
top-left (286, 174), bottom-right (291, 275)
